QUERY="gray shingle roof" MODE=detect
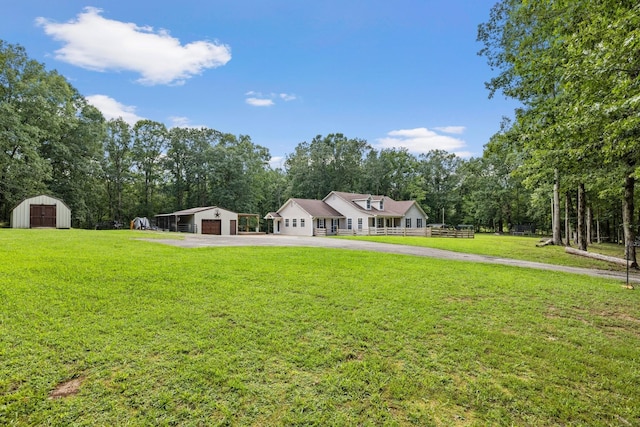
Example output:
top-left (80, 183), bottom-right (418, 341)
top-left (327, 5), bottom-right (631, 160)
top-left (284, 198), bottom-right (344, 217)
top-left (328, 192), bottom-right (415, 216)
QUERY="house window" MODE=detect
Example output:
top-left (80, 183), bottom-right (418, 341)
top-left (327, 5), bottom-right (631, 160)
top-left (377, 218), bottom-right (384, 228)
top-left (301, 219), bottom-right (305, 227)
top-left (357, 218), bottom-right (363, 230)
top-left (417, 218), bottom-right (423, 228)
top-left (317, 218), bottom-right (325, 228)
top-left (406, 218), bottom-right (412, 228)
top-left (347, 218), bottom-right (352, 230)
top-left (285, 219), bottom-right (289, 227)
top-left (293, 219), bottom-right (297, 227)
top-left (379, 200), bottom-right (384, 210)
top-left (366, 198), bottom-right (371, 210)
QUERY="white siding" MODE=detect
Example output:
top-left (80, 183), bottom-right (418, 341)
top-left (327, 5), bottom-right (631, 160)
top-left (403, 204), bottom-right (428, 228)
top-left (277, 201), bottom-right (314, 236)
top-left (194, 208), bottom-right (238, 235)
top-left (324, 193), bottom-right (373, 231)
top-left (11, 195), bottom-right (72, 229)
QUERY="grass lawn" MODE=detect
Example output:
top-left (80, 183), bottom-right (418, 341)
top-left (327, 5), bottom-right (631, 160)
top-left (338, 233), bottom-right (629, 271)
top-left (1, 230), bottom-right (639, 426)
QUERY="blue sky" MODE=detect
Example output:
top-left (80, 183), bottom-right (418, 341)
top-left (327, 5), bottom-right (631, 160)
top-left (2, 1), bottom-right (518, 167)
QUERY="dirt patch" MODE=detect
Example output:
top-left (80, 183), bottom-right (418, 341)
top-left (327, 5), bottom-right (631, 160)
top-left (49, 377), bottom-right (84, 399)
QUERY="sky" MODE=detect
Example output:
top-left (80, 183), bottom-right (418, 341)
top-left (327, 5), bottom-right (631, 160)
top-left (2, 0), bottom-right (519, 168)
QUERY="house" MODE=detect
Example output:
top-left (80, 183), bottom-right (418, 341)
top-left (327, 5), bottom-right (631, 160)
top-left (155, 206), bottom-right (238, 235)
top-left (266, 191), bottom-right (428, 236)
top-left (11, 194), bottom-right (72, 229)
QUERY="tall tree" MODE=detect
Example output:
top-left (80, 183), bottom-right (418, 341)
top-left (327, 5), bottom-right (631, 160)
top-left (0, 42), bottom-right (67, 221)
top-left (132, 120), bottom-right (168, 218)
top-left (102, 118), bottom-right (132, 223)
top-left (417, 150), bottom-right (464, 225)
top-left (285, 134), bottom-right (371, 199)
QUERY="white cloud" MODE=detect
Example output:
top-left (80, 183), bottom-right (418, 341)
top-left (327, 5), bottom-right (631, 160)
top-left (246, 97), bottom-right (275, 107)
top-left (36, 7), bottom-right (231, 85)
top-left (269, 156), bottom-right (285, 169)
top-left (245, 91), bottom-right (296, 106)
top-left (279, 93), bottom-right (297, 101)
top-left (434, 126), bottom-right (466, 135)
top-left (168, 116), bottom-right (207, 129)
top-left (376, 127), bottom-right (468, 156)
top-left (86, 94), bottom-right (144, 125)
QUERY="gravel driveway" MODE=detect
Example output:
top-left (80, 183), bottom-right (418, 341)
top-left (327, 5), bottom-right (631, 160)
top-left (146, 234), bottom-right (640, 284)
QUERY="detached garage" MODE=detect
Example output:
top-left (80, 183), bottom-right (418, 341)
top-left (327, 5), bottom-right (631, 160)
top-left (155, 206), bottom-right (238, 235)
top-left (11, 195), bottom-right (71, 229)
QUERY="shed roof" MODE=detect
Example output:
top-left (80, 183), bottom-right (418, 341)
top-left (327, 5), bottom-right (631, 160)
top-left (155, 206), bottom-right (233, 217)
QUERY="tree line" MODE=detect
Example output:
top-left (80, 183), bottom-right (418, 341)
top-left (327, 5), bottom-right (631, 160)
top-left (477, 0), bottom-right (639, 263)
top-left (2, 5), bottom-right (639, 266)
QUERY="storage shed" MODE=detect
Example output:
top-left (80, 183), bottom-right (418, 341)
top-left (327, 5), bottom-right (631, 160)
top-left (11, 195), bottom-right (71, 229)
top-left (155, 206), bottom-right (238, 235)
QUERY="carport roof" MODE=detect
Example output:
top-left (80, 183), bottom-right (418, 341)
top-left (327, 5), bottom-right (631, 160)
top-left (156, 206), bottom-right (225, 217)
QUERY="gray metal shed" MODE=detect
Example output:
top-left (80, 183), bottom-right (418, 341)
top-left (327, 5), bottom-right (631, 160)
top-left (11, 195), bottom-right (72, 229)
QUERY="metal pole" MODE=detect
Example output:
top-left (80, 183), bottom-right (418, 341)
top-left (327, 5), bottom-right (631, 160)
top-left (627, 242), bottom-right (630, 288)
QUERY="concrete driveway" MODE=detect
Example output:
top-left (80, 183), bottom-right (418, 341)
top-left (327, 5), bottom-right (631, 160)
top-left (147, 233), bottom-right (640, 284)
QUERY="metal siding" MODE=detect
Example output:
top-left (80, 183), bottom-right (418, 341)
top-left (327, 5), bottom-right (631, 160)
top-left (194, 207), bottom-right (238, 235)
top-left (11, 195), bottom-right (71, 229)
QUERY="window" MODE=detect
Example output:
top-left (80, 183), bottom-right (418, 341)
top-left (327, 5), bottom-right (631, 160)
top-left (377, 218), bottom-right (384, 228)
top-left (357, 218), bottom-right (363, 230)
top-left (406, 218), bottom-right (412, 228)
top-left (366, 198), bottom-right (371, 210)
top-left (347, 218), bottom-right (352, 230)
top-left (300, 218), bottom-right (305, 227)
top-left (317, 218), bottom-right (325, 228)
top-left (417, 218), bottom-right (423, 228)
top-left (285, 219), bottom-right (289, 227)
top-left (293, 219), bottom-right (297, 227)
top-left (379, 200), bottom-right (384, 210)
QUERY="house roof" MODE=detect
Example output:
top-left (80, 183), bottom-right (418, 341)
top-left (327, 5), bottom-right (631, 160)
top-left (280, 198), bottom-right (343, 218)
top-left (326, 191), bottom-right (420, 217)
top-left (264, 212), bottom-right (281, 219)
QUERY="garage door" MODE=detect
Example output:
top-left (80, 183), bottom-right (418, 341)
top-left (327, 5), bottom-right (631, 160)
top-left (202, 219), bottom-right (221, 235)
top-left (30, 204), bottom-right (56, 228)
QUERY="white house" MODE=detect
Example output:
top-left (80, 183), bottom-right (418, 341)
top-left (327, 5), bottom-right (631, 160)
top-left (267, 191), bottom-right (428, 236)
top-left (11, 194), bottom-right (72, 229)
top-left (155, 206), bottom-right (238, 235)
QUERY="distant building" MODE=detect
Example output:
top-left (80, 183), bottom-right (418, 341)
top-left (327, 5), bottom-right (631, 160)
top-left (11, 195), bottom-right (71, 229)
top-left (155, 206), bottom-right (238, 235)
top-left (266, 191), bottom-right (428, 236)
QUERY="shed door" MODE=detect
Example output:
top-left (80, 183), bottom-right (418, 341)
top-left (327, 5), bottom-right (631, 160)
top-left (30, 204), bottom-right (56, 228)
top-left (230, 220), bottom-right (237, 235)
top-left (202, 219), bottom-right (221, 235)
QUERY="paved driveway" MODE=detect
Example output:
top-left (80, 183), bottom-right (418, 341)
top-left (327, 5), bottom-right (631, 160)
top-left (147, 234), bottom-right (640, 284)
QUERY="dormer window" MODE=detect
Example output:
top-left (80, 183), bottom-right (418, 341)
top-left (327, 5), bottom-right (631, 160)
top-left (379, 199), bottom-right (384, 210)
top-left (366, 198), bottom-right (371, 210)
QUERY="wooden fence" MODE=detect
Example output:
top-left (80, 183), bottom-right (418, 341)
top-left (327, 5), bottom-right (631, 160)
top-left (326, 227), bottom-right (474, 238)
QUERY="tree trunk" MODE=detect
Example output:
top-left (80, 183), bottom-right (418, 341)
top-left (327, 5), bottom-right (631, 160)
top-left (553, 169), bottom-right (563, 245)
top-left (586, 205), bottom-right (592, 245)
top-left (577, 183), bottom-right (587, 251)
top-left (564, 191), bottom-right (571, 247)
top-left (622, 174), bottom-right (637, 267)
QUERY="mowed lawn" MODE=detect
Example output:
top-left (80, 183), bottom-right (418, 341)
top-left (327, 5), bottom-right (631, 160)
top-left (1, 230), bottom-right (639, 426)
top-left (338, 233), bottom-right (628, 270)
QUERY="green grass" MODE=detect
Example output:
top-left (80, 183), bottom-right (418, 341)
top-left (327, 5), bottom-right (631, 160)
top-left (338, 233), bottom-right (628, 270)
top-left (1, 230), bottom-right (639, 426)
